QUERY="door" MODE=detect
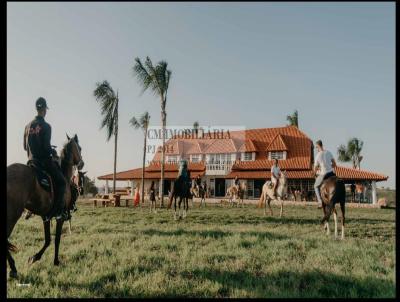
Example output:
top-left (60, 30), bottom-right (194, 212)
top-left (254, 179), bottom-right (265, 199)
top-left (163, 179), bottom-right (171, 196)
top-left (215, 178), bottom-right (226, 197)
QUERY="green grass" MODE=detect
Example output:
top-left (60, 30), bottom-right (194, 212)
top-left (377, 188), bottom-right (396, 207)
top-left (7, 200), bottom-right (395, 298)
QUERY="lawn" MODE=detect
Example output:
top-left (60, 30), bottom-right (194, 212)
top-left (7, 200), bottom-right (396, 298)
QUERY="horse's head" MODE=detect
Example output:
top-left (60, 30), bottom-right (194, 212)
top-left (77, 171), bottom-right (87, 194)
top-left (66, 133), bottom-right (84, 170)
top-left (278, 170), bottom-right (288, 196)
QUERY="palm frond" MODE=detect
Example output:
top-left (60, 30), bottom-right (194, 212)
top-left (132, 58), bottom-right (154, 95)
top-left (337, 144), bottom-right (351, 162)
top-left (94, 80), bottom-right (118, 142)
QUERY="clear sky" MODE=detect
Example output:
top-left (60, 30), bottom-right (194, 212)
top-left (7, 2), bottom-right (395, 188)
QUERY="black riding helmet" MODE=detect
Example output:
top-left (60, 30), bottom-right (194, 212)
top-left (36, 97), bottom-right (49, 110)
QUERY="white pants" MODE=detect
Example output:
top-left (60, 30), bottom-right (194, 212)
top-left (314, 174), bottom-right (326, 204)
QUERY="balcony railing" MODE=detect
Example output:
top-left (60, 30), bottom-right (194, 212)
top-left (205, 161), bottom-right (234, 175)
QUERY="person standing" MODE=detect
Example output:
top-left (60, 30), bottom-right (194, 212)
top-left (134, 185), bottom-right (140, 207)
top-left (350, 183), bottom-right (356, 202)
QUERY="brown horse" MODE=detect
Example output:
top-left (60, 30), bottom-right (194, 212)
top-left (7, 134), bottom-right (84, 279)
top-left (320, 176), bottom-right (346, 240)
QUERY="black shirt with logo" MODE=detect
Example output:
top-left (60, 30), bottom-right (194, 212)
top-left (24, 116), bottom-right (53, 161)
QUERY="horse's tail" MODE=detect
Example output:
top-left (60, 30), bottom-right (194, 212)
top-left (257, 190), bottom-right (264, 208)
top-left (7, 240), bottom-right (18, 253)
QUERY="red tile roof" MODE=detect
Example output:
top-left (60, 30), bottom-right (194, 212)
top-left (226, 166), bottom-right (388, 181)
top-left (237, 139), bottom-right (257, 152)
top-left (98, 167), bottom-right (205, 180)
top-left (266, 134), bottom-right (288, 151)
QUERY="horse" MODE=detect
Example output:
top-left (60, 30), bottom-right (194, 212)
top-left (198, 183), bottom-right (206, 207)
top-left (257, 172), bottom-right (288, 217)
top-left (226, 182), bottom-right (246, 207)
top-left (319, 175), bottom-right (346, 240)
top-left (7, 134), bottom-right (84, 279)
top-left (167, 177), bottom-right (191, 220)
top-left (23, 170), bottom-right (86, 234)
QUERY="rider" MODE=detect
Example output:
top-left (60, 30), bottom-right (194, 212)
top-left (271, 158), bottom-right (281, 198)
top-left (24, 97), bottom-right (67, 221)
top-left (234, 176), bottom-right (240, 191)
top-left (195, 174), bottom-right (202, 190)
top-left (177, 159), bottom-right (191, 188)
top-left (313, 140), bottom-right (337, 208)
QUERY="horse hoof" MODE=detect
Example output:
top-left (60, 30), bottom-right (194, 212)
top-left (28, 255), bottom-right (38, 265)
top-left (9, 271), bottom-right (18, 279)
top-left (54, 259), bottom-right (60, 266)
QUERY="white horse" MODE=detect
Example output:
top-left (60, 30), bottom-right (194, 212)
top-left (258, 171), bottom-right (288, 217)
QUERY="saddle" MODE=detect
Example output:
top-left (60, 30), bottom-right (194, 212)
top-left (27, 160), bottom-right (54, 194)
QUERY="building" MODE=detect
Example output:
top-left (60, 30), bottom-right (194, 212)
top-left (98, 126), bottom-right (388, 204)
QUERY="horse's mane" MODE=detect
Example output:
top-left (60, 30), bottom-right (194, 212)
top-left (60, 140), bottom-right (73, 175)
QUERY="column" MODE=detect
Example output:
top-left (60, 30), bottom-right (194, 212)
top-left (371, 181), bottom-right (377, 205)
top-left (105, 180), bottom-right (109, 194)
top-left (130, 180), bottom-right (134, 196)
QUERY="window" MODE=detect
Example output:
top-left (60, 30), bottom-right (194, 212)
top-left (191, 154), bottom-right (201, 162)
top-left (167, 155), bottom-right (178, 163)
top-left (242, 152), bottom-right (253, 161)
top-left (269, 151), bottom-right (285, 160)
top-left (247, 180), bottom-right (254, 198)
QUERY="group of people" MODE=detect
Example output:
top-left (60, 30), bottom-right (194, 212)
top-left (25, 96), bottom-right (338, 220)
top-left (232, 139), bottom-right (337, 207)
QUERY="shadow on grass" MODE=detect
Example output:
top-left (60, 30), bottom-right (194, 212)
top-left (181, 268), bottom-right (395, 298)
top-left (140, 228), bottom-right (288, 240)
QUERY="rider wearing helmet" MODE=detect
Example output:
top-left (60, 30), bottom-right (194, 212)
top-left (24, 97), bottom-right (68, 221)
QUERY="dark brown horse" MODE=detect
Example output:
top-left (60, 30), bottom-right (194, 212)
top-left (167, 178), bottom-right (191, 220)
top-left (7, 134), bottom-right (84, 279)
top-left (320, 176), bottom-right (346, 240)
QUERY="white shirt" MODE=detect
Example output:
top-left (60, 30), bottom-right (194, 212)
top-left (271, 165), bottom-right (281, 178)
top-left (314, 150), bottom-right (334, 175)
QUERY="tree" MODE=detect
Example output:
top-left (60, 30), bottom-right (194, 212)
top-left (130, 111), bottom-right (151, 205)
top-left (337, 137), bottom-right (364, 169)
top-left (94, 80), bottom-right (119, 193)
top-left (286, 110), bottom-right (299, 128)
top-left (132, 56), bottom-right (172, 207)
top-left (83, 176), bottom-right (98, 196)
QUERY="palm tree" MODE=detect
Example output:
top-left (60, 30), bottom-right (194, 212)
top-left (337, 137), bottom-right (364, 169)
top-left (130, 111), bottom-right (151, 205)
top-left (132, 56), bottom-right (172, 207)
top-left (286, 110), bottom-right (299, 128)
top-left (94, 80), bottom-right (119, 193)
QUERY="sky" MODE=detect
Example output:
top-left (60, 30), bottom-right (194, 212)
top-left (7, 2), bottom-right (395, 188)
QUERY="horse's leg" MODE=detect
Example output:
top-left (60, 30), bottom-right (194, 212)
top-left (178, 197), bottom-right (183, 218)
top-left (174, 197), bottom-right (178, 220)
top-left (279, 198), bottom-right (284, 218)
top-left (68, 218), bottom-right (72, 235)
top-left (268, 198), bottom-right (273, 216)
top-left (53, 219), bottom-right (64, 266)
top-left (183, 197), bottom-right (187, 218)
top-left (333, 208), bottom-right (338, 239)
top-left (7, 250), bottom-right (18, 279)
top-left (28, 220), bottom-right (51, 265)
top-left (340, 201), bottom-right (345, 240)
